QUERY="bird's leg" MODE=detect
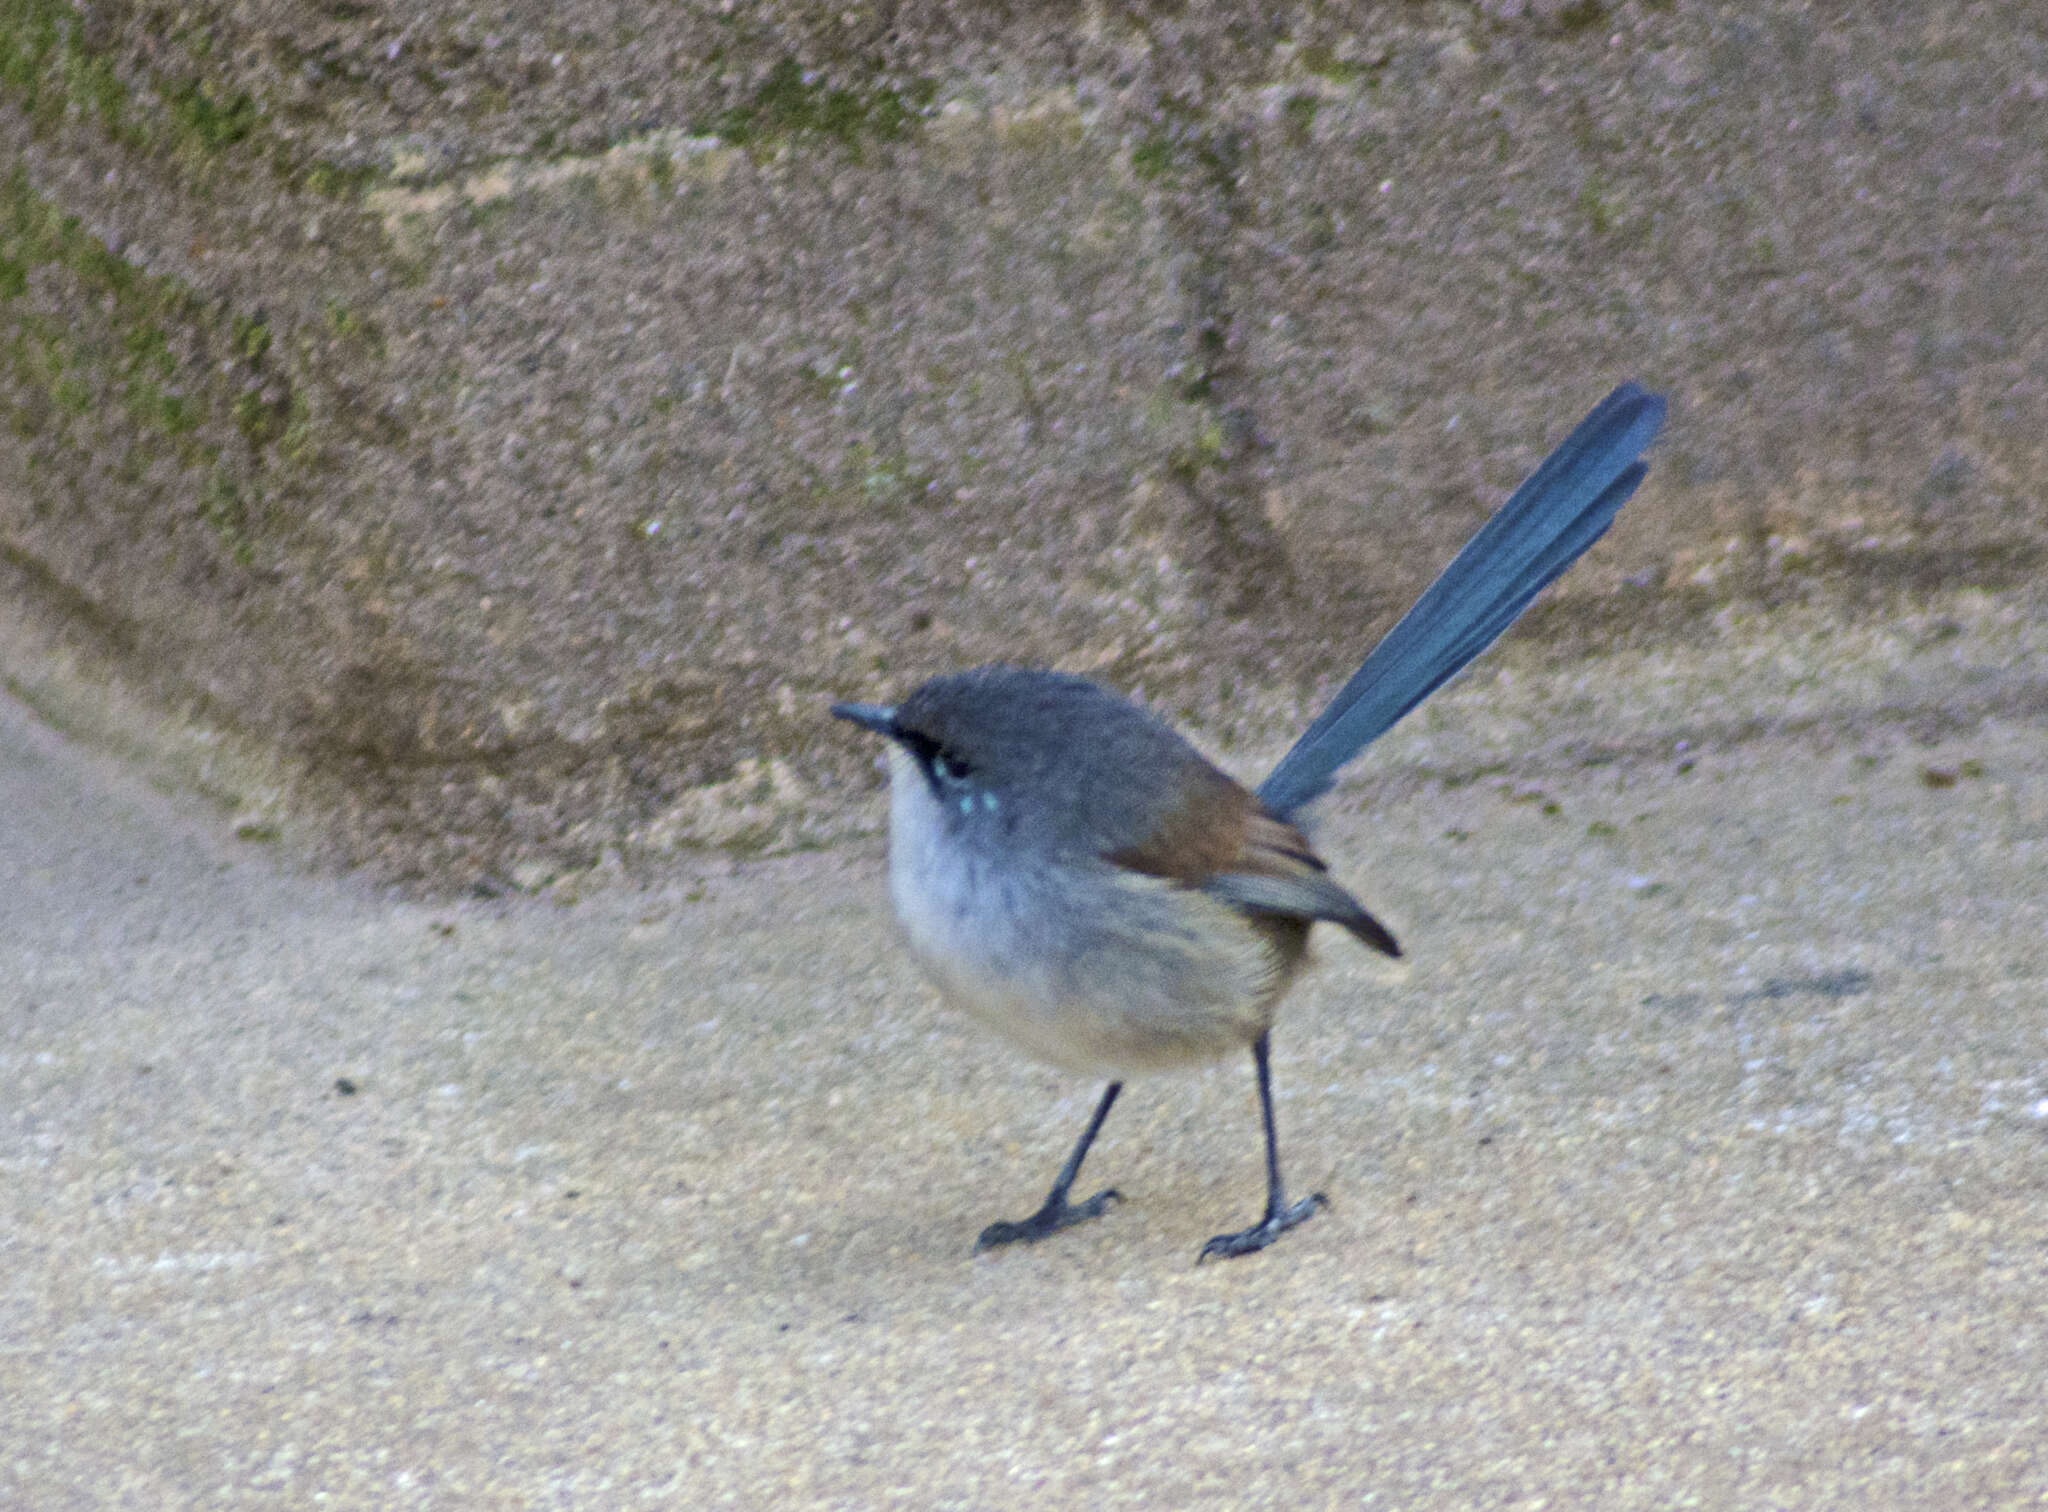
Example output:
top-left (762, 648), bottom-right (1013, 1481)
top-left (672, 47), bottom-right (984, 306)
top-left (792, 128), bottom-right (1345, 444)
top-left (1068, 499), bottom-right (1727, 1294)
top-left (1198, 1032), bottom-right (1326, 1261)
top-left (976, 1081), bottom-right (1124, 1251)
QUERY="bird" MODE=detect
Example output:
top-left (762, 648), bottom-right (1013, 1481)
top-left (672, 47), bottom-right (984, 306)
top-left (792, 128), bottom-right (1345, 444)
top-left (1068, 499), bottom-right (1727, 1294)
top-left (832, 381), bottom-right (1667, 1261)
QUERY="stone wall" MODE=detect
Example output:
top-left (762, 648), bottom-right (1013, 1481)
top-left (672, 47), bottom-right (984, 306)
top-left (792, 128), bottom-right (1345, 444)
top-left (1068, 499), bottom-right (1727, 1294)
top-left (3, 1), bottom-right (2042, 885)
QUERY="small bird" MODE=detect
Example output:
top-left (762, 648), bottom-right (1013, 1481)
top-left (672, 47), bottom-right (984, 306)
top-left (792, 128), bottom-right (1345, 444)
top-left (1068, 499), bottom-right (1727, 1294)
top-left (834, 382), bottom-right (1666, 1260)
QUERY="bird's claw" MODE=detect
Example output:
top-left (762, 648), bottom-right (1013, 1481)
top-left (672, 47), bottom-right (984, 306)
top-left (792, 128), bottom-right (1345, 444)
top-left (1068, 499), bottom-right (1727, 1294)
top-left (1196, 1191), bottom-right (1327, 1262)
top-left (975, 1186), bottom-right (1122, 1251)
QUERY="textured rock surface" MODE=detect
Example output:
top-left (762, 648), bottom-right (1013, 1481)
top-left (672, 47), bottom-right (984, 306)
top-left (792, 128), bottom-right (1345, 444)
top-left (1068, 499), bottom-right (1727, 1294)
top-left (2, 1), bottom-right (2044, 888)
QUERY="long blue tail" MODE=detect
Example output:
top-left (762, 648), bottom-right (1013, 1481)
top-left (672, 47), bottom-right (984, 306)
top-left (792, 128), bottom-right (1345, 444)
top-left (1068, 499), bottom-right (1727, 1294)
top-left (1257, 382), bottom-right (1667, 817)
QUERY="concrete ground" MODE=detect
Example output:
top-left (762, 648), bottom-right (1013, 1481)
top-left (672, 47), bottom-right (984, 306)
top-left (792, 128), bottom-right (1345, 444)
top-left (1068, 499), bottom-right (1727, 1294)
top-left (5, 583), bottom-right (2046, 1509)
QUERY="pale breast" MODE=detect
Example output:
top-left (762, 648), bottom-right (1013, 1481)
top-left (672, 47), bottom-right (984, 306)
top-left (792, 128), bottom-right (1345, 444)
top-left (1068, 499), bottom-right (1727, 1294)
top-left (884, 748), bottom-right (1291, 1075)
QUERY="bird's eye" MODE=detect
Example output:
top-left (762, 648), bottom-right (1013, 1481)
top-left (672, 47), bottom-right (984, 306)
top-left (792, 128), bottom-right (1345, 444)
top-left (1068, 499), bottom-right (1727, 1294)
top-left (896, 730), bottom-right (975, 797)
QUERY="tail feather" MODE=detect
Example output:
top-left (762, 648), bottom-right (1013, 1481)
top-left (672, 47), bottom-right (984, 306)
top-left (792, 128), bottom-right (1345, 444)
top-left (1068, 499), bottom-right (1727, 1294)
top-left (1257, 383), bottom-right (1666, 817)
top-left (1429, 459), bottom-right (1648, 678)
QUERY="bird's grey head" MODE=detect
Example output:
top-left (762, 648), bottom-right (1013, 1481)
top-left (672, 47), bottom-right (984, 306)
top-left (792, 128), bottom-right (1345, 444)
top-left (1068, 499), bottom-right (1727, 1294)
top-left (832, 666), bottom-right (1219, 859)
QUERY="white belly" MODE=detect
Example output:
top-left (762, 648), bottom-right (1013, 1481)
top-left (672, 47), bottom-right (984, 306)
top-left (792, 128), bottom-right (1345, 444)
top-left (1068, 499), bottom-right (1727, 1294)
top-left (883, 750), bottom-right (1281, 1075)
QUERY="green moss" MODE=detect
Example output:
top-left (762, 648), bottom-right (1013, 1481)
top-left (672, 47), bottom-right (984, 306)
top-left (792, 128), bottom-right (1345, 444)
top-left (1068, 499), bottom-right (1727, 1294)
top-left (1282, 93), bottom-right (1320, 146)
top-left (52, 367), bottom-right (90, 414)
top-left (1166, 421), bottom-right (1228, 486)
top-left (131, 381), bottom-right (200, 439)
top-left (62, 33), bottom-right (130, 138)
top-left (232, 314), bottom-right (271, 363)
top-left (277, 389), bottom-right (320, 468)
top-left (323, 297), bottom-right (386, 357)
top-left (3, 172), bottom-right (179, 446)
top-left (297, 159), bottom-right (379, 200)
top-left (1, 167), bottom-right (351, 562)
top-left (1555, 0), bottom-right (1609, 33)
top-left (1297, 44), bottom-right (1371, 85)
top-left (124, 322), bottom-right (174, 376)
top-left (706, 59), bottom-right (935, 162)
top-left (0, 0), bottom-right (385, 203)
top-left (0, 0), bottom-right (73, 125)
top-left (233, 386), bottom-right (289, 448)
top-left (1577, 177), bottom-right (1616, 236)
top-left (0, 0), bottom-right (143, 148)
top-left (1131, 135), bottom-right (1174, 181)
top-left (199, 471), bottom-right (255, 564)
top-left (164, 76), bottom-right (258, 152)
top-left (1128, 98), bottom-right (1243, 206)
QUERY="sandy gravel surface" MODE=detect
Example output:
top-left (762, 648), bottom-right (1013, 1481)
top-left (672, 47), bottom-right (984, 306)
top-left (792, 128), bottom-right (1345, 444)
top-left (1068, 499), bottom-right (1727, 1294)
top-left (5, 589), bottom-right (2046, 1508)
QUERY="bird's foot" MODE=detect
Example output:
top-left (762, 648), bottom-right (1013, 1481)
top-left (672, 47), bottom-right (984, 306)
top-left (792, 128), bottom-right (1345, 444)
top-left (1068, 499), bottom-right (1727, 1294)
top-left (1196, 1191), bottom-right (1326, 1262)
top-left (975, 1187), bottom-right (1121, 1251)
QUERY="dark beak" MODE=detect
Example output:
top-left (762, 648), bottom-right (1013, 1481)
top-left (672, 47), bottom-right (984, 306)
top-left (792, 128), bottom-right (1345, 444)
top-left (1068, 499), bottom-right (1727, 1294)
top-left (830, 701), bottom-right (899, 738)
